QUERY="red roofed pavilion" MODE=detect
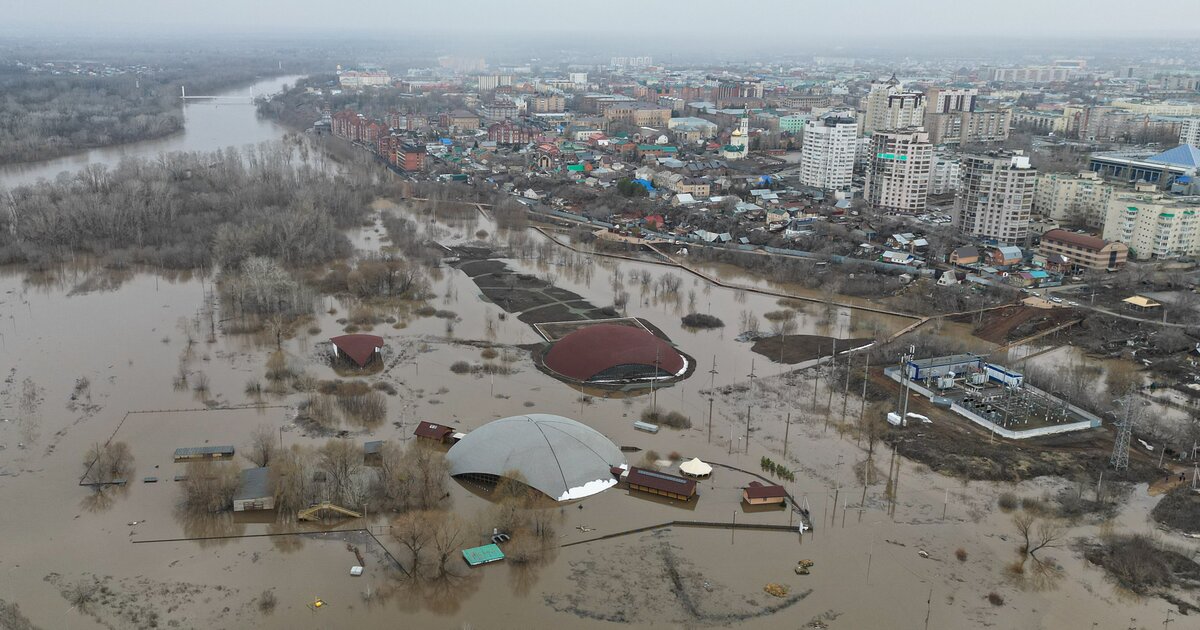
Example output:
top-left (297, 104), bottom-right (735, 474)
top-left (330, 334), bottom-right (384, 368)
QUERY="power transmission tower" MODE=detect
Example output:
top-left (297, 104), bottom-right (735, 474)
top-left (1110, 394), bottom-right (1133, 473)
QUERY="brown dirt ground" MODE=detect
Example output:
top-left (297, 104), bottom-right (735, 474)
top-left (750, 335), bottom-right (874, 364)
top-left (952, 305), bottom-right (1080, 345)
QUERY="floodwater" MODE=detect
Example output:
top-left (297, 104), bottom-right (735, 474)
top-left (0, 108), bottom-right (1196, 628)
top-left (0, 75), bottom-right (305, 189)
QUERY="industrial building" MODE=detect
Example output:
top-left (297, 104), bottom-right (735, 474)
top-left (891, 355), bottom-right (1102, 439)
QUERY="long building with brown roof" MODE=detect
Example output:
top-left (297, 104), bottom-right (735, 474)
top-left (1038, 229), bottom-right (1128, 271)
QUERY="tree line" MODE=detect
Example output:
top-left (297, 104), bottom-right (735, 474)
top-left (0, 50), bottom-right (297, 165)
top-left (0, 141), bottom-right (386, 270)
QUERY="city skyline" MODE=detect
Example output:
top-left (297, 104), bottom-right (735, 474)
top-left (4, 0), bottom-right (1200, 44)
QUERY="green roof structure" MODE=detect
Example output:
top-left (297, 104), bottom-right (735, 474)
top-left (463, 544), bottom-right (505, 566)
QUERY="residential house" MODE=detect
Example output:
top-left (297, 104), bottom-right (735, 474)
top-left (881, 250), bottom-right (916, 265)
top-left (676, 177), bottom-right (711, 197)
top-left (413, 422), bottom-right (456, 444)
top-left (948, 245), bottom-right (980, 266)
top-left (987, 246), bottom-right (1023, 268)
top-left (1037, 229), bottom-right (1128, 271)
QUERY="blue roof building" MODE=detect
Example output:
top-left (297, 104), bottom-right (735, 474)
top-left (1089, 144), bottom-right (1200, 184)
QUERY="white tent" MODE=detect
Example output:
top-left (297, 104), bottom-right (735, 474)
top-left (679, 457), bottom-right (712, 478)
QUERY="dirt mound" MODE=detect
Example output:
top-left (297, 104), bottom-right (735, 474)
top-left (955, 306), bottom-right (1078, 345)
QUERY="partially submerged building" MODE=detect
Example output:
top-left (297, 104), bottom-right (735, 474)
top-left (413, 422), bottom-right (458, 444)
top-left (742, 481), bottom-right (787, 506)
top-left (173, 445), bottom-right (234, 462)
top-left (330, 334), bottom-right (385, 368)
top-left (446, 414), bottom-right (625, 501)
top-left (621, 467), bottom-right (697, 501)
top-left (541, 324), bottom-right (688, 384)
top-left (233, 467), bottom-right (274, 512)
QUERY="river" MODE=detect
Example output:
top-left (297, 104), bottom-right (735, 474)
top-left (0, 74), bottom-right (305, 189)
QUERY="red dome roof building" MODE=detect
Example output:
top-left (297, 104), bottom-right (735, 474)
top-left (542, 324), bottom-right (687, 383)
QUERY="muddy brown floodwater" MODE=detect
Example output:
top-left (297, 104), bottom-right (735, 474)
top-left (0, 199), bottom-right (1196, 630)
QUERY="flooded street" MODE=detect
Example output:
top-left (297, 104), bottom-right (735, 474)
top-left (0, 101), bottom-right (1196, 629)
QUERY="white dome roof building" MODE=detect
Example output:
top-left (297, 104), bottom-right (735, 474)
top-left (446, 414), bottom-right (626, 501)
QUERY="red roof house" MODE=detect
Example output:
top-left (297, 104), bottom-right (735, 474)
top-left (329, 334), bottom-right (384, 368)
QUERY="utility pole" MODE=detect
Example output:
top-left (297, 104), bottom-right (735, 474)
top-left (746, 360), bottom-right (758, 453)
top-left (707, 357), bottom-right (718, 444)
top-left (858, 352), bottom-right (870, 446)
top-left (745, 405), bottom-right (751, 454)
top-left (841, 348), bottom-right (853, 430)
top-left (650, 346), bottom-right (661, 412)
top-left (826, 339), bottom-right (838, 412)
top-left (812, 344), bottom-right (820, 411)
top-left (783, 412), bottom-right (792, 459)
top-left (707, 397), bottom-right (715, 444)
top-left (900, 345), bottom-right (915, 421)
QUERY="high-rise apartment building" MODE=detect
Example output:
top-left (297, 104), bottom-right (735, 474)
top-left (1032, 171), bottom-right (1113, 228)
top-left (929, 151), bottom-right (961, 195)
top-left (862, 74), bottom-right (925, 134)
top-left (865, 128), bottom-right (933, 213)
top-left (1103, 186), bottom-right (1200, 260)
top-left (1181, 118), bottom-right (1200, 147)
top-left (800, 112), bottom-right (858, 192)
top-left (924, 87), bottom-right (1011, 145)
top-left (953, 151), bottom-right (1037, 244)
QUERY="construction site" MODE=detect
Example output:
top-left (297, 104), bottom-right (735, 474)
top-left (885, 354), bottom-right (1103, 439)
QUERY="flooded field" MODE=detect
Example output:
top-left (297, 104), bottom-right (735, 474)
top-left (1, 197), bottom-right (1197, 628)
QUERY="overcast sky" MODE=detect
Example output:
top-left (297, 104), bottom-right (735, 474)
top-left (4, 0), bottom-right (1200, 40)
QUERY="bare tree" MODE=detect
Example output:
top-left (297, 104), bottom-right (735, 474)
top-left (180, 460), bottom-right (240, 514)
top-left (391, 510), bottom-right (435, 574)
top-left (406, 442), bottom-right (451, 510)
top-left (246, 424), bottom-right (277, 467)
top-left (317, 439), bottom-right (364, 508)
top-left (428, 512), bottom-right (469, 580)
top-left (269, 447), bottom-right (314, 517)
top-left (82, 441), bottom-right (134, 486)
top-left (1012, 512), bottom-right (1066, 561)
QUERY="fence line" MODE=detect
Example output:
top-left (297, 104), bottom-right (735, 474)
top-left (559, 520), bottom-right (803, 548)
top-left (78, 405), bottom-right (292, 486)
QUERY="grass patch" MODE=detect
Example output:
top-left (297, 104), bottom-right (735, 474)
top-left (1151, 485), bottom-right (1200, 534)
top-left (681, 313), bottom-right (724, 329)
top-left (640, 408), bottom-right (691, 429)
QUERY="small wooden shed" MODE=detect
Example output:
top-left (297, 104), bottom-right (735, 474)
top-left (742, 481), bottom-right (787, 506)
